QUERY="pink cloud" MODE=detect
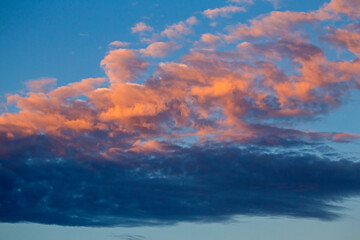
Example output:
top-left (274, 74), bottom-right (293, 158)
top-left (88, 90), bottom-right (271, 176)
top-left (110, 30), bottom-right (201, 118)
top-left (161, 17), bottom-right (198, 39)
top-left (200, 33), bottom-right (222, 45)
top-left (228, 0), bottom-right (253, 4)
top-left (131, 22), bottom-right (153, 33)
top-left (226, 11), bottom-right (323, 41)
top-left (100, 49), bottom-right (149, 84)
top-left (140, 42), bottom-right (180, 58)
top-left (25, 77), bottom-right (57, 92)
top-left (326, 26), bottom-right (360, 57)
top-left (108, 41), bottom-right (130, 48)
top-left (162, 24), bottom-right (189, 39)
top-left (186, 16), bottom-right (198, 25)
top-left (323, 0), bottom-right (360, 18)
top-left (203, 5), bottom-right (246, 19)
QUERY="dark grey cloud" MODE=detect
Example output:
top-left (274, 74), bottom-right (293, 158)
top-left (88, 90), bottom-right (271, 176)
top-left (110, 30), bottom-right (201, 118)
top-left (0, 134), bottom-right (359, 227)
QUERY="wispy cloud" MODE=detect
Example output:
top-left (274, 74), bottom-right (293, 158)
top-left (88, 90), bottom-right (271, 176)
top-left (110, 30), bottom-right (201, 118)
top-left (203, 5), bottom-right (246, 19)
top-left (109, 41), bottom-right (131, 48)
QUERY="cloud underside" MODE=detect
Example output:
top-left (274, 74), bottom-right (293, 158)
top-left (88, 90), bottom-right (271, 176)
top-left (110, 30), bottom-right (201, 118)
top-left (0, 135), bottom-right (359, 227)
top-left (1, 0), bottom-right (360, 227)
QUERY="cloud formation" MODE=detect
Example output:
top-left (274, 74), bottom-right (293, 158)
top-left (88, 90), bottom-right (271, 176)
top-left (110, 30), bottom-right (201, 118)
top-left (140, 42), bottom-right (180, 58)
top-left (203, 6), bottom-right (246, 19)
top-left (0, 0), bottom-right (360, 227)
top-left (161, 17), bottom-right (198, 39)
top-left (131, 22), bottom-right (153, 33)
top-left (109, 41), bottom-right (131, 48)
top-left (1, 137), bottom-right (359, 226)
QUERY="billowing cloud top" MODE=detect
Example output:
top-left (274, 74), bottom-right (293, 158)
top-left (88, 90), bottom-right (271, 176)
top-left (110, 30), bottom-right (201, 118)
top-left (0, 0), bottom-right (360, 227)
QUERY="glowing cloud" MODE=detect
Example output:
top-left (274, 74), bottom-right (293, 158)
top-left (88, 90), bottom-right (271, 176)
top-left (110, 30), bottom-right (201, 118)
top-left (203, 5), bottom-right (246, 19)
top-left (140, 42), bottom-right (180, 58)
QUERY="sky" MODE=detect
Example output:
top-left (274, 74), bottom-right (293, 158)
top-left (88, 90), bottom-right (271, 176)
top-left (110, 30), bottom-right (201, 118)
top-left (0, 0), bottom-right (360, 239)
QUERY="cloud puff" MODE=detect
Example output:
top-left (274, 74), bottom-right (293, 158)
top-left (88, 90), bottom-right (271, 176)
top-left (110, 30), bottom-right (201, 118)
top-left (100, 49), bottom-right (149, 83)
top-left (200, 33), bottom-right (222, 45)
top-left (131, 22), bottom-right (153, 33)
top-left (109, 41), bottom-right (130, 48)
top-left (140, 42), bottom-right (180, 58)
top-left (161, 17), bottom-right (198, 39)
top-left (203, 5), bottom-right (246, 19)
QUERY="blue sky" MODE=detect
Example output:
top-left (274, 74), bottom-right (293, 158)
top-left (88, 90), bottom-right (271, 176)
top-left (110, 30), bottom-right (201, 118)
top-left (1, 0), bottom-right (360, 239)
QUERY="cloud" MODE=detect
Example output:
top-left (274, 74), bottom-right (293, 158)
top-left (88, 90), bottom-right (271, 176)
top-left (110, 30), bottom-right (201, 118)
top-left (131, 22), bottom-right (153, 33)
top-left (226, 11), bottom-right (324, 41)
top-left (323, 0), bottom-right (360, 18)
top-left (161, 17), bottom-right (197, 39)
top-left (186, 16), bottom-right (198, 25)
top-left (1, 0), bottom-right (360, 228)
top-left (325, 25), bottom-right (360, 58)
top-left (100, 49), bottom-right (149, 83)
top-left (109, 41), bottom-right (130, 48)
top-left (0, 138), bottom-right (359, 227)
top-left (25, 78), bottom-right (57, 93)
top-left (200, 33), bottom-right (222, 45)
top-left (140, 42), bottom-right (180, 58)
top-left (203, 5), bottom-right (246, 19)
top-left (229, 0), bottom-right (254, 4)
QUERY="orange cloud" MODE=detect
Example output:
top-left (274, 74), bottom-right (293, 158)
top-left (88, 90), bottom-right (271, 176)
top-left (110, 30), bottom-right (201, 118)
top-left (140, 42), bottom-right (180, 58)
top-left (100, 49), bottom-right (149, 84)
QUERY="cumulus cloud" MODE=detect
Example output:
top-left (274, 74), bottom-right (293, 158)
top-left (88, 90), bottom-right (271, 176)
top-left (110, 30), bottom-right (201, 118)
top-left (1, 0), bottom-right (360, 227)
top-left (131, 22), bottom-right (153, 33)
top-left (100, 49), bottom-right (149, 83)
top-left (161, 17), bottom-right (198, 39)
